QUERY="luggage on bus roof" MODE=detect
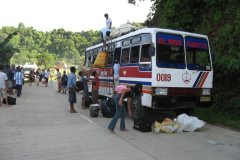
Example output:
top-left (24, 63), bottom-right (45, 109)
top-left (110, 23), bottom-right (141, 39)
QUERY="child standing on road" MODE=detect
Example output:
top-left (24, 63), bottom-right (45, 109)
top-left (61, 71), bottom-right (68, 94)
top-left (92, 71), bottom-right (99, 104)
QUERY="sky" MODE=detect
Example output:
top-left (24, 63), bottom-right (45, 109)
top-left (0, 0), bottom-right (153, 32)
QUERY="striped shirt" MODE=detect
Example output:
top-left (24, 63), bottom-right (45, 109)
top-left (14, 71), bottom-right (24, 85)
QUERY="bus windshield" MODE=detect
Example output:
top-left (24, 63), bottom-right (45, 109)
top-left (156, 33), bottom-right (185, 69)
top-left (156, 32), bottom-right (211, 71)
top-left (185, 36), bottom-right (211, 71)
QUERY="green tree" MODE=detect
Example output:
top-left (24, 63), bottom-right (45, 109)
top-left (36, 52), bottom-right (56, 69)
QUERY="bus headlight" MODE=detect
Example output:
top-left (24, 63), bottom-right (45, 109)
top-left (202, 89), bottom-right (211, 95)
top-left (155, 88), bottom-right (168, 95)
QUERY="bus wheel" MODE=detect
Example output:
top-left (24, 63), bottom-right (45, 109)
top-left (131, 96), bottom-right (142, 120)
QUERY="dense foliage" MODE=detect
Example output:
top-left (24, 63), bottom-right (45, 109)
top-left (145, 0), bottom-right (240, 115)
top-left (0, 23), bottom-right (101, 68)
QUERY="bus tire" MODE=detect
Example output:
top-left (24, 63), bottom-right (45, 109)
top-left (131, 95), bottom-right (143, 120)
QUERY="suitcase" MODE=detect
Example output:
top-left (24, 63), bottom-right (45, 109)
top-left (133, 118), bottom-right (152, 132)
top-left (101, 99), bottom-right (115, 118)
top-left (89, 104), bottom-right (99, 117)
top-left (2, 96), bottom-right (16, 105)
top-left (102, 107), bottom-right (115, 118)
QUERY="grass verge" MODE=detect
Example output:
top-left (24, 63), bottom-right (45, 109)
top-left (195, 108), bottom-right (240, 130)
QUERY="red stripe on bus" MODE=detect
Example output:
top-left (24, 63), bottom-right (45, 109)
top-left (199, 72), bottom-right (209, 88)
top-left (142, 89), bottom-right (152, 94)
top-left (196, 72), bottom-right (205, 88)
top-left (120, 67), bottom-right (151, 78)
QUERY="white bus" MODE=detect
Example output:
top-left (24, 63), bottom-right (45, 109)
top-left (85, 28), bottom-right (213, 119)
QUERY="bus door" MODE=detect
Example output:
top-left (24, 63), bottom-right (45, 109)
top-left (112, 47), bottom-right (121, 92)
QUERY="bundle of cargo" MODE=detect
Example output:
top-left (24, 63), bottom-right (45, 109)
top-left (92, 51), bottom-right (108, 68)
top-left (110, 23), bottom-right (141, 39)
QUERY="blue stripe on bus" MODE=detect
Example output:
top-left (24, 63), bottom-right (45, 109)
top-left (89, 78), bottom-right (114, 83)
top-left (120, 63), bottom-right (139, 67)
top-left (119, 80), bottom-right (151, 86)
top-left (193, 72), bottom-right (202, 88)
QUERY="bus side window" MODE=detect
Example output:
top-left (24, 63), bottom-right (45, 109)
top-left (140, 44), bottom-right (151, 62)
top-left (108, 51), bottom-right (114, 67)
top-left (93, 56), bottom-right (96, 64)
top-left (139, 44), bottom-right (151, 70)
top-left (114, 48), bottom-right (121, 62)
top-left (121, 48), bottom-right (130, 64)
top-left (87, 56), bottom-right (92, 67)
top-left (130, 46), bottom-right (140, 63)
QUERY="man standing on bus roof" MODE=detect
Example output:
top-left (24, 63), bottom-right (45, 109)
top-left (104, 13), bottom-right (112, 29)
top-left (101, 13), bottom-right (112, 47)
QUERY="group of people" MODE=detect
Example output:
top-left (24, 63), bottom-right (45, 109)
top-left (2, 13), bottom-right (141, 133)
top-left (30, 68), bottom-right (51, 87)
top-left (67, 67), bottom-right (100, 113)
top-left (65, 62), bottom-right (143, 134)
top-left (0, 65), bottom-right (25, 106)
top-left (55, 68), bottom-right (68, 94)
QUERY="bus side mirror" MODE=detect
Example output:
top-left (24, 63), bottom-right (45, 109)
top-left (148, 46), bottom-right (155, 56)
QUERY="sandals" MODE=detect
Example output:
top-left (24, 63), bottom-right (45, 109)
top-left (70, 110), bottom-right (77, 113)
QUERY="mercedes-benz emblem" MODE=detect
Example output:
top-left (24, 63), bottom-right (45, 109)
top-left (182, 71), bottom-right (191, 84)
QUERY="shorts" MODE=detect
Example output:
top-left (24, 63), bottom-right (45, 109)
top-left (0, 88), bottom-right (7, 99)
top-left (45, 78), bottom-right (49, 83)
top-left (68, 91), bottom-right (76, 103)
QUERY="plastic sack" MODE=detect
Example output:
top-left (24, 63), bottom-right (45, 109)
top-left (115, 85), bottom-right (127, 94)
top-left (92, 51), bottom-right (108, 68)
top-left (177, 114), bottom-right (205, 132)
top-left (153, 118), bottom-right (182, 133)
top-left (153, 121), bottom-right (161, 133)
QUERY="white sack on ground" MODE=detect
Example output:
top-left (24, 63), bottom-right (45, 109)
top-left (177, 114), bottom-right (205, 132)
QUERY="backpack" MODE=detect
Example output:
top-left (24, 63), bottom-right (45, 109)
top-left (101, 99), bottom-right (115, 118)
top-left (76, 81), bottom-right (84, 91)
top-left (3, 96), bottom-right (16, 105)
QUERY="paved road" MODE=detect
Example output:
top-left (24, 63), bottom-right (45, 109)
top-left (0, 82), bottom-right (239, 160)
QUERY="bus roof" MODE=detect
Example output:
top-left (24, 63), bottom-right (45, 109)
top-left (86, 27), bottom-right (209, 51)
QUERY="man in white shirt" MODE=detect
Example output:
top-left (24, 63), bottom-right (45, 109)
top-left (14, 66), bottom-right (24, 97)
top-left (100, 27), bottom-right (111, 47)
top-left (101, 13), bottom-right (112, 47)
top-left (104, 13), bottom-right (112, 29)
top-left (0, 65), bottom-right (9, 106)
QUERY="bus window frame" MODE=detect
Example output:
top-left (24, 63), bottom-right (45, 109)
top-left (140, 43), bottom-right (152, 63)
top-left (130, 44), bottom-right (140, 64)
top-left (121, 47), bottom-right (130, 65)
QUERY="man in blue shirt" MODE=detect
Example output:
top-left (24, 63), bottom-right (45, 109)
top-left (67, 66), bottom-right (77, 113)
